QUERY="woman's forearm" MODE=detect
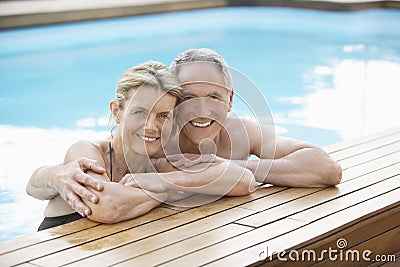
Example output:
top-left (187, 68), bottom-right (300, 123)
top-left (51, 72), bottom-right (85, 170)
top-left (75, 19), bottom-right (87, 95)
top-left (85, 182), bottom-right (166, 224)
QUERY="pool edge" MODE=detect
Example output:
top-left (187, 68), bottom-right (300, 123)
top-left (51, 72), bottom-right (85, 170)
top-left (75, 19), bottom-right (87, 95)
top-left (0, 0), bottom-right (399, 30)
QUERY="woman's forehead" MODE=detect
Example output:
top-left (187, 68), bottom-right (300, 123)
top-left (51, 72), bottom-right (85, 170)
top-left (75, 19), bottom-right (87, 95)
top-left (126, 87), bottom-right (176, 111)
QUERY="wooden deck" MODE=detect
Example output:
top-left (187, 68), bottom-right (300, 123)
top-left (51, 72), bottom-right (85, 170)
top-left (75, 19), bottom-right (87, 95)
top-left (0, 127), bottom-right (399, 266)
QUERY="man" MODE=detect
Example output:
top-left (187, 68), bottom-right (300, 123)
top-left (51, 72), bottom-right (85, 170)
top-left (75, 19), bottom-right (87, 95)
top-left (27, 48), bottom-right (341, 221)
top-left (154, 48), bottom-right (342, 187)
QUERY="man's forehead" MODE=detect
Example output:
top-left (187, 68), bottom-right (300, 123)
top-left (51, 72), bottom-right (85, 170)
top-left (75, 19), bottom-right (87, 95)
top-left (181, 81), bottom-right (231, 94)
top-left (177, 62), bottom-right (225, 85)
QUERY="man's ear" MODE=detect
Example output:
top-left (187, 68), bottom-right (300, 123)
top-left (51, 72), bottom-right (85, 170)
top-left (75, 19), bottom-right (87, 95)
top-left (110, 100), bottom-right (120, 124)
top-left (228, 89), bottom-right (234, 112)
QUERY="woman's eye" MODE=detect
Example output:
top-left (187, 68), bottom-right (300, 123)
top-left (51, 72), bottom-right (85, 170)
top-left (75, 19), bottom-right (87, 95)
top-left (131, 110), bottom-right (146, 116)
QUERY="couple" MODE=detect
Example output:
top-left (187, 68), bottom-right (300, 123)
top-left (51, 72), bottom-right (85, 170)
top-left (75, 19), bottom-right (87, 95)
top-left (27, 48), bottom-right (342, 230)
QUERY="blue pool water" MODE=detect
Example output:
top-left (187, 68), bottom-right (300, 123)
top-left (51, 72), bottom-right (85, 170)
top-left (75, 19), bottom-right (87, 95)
top-left (1, 7), bottom-right (399, 241)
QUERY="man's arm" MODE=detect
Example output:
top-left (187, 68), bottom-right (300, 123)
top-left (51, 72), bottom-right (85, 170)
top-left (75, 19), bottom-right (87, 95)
top-left (26, 156), bottom-right (105, 216)
top-left (243, 119), bottom-right (342, 187)
top-left (123, 160), bottom-right (256, 196)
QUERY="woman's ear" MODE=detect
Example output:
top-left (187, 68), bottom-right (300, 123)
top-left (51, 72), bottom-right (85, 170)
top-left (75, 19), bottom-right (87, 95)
top-left (110, 100), bottom-right (121, 124)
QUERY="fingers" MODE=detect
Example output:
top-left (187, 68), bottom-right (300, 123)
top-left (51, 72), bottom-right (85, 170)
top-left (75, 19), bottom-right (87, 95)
top-left (120, 174), bottom-right (135, 185)
top-left (63, 191), bottom-right (91, 217)
top-left (75, 171), bottom-right (104, 191)
top-left (119, 174), bottom-right (131, 184)
top-left (79, 157), bottom-right (105, 174)
top-left (72, 182), bottom-right (100, 204)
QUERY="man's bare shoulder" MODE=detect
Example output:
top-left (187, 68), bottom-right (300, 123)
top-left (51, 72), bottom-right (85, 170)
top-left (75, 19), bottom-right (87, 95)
top-left (225, 116), bottom-right (262, 134)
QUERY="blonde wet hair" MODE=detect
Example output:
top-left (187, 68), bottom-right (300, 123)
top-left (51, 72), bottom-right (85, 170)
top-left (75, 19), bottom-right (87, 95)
top-left (116, 61), bottom-right (183, 110)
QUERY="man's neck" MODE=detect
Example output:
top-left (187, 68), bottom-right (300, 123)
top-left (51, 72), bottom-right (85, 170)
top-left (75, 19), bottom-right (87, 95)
top-left (178, 132), bottom-right (221, 155)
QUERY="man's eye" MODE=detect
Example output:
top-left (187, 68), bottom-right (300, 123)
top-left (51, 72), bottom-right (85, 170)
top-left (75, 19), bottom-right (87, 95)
top-left (183, 96), bottom-right (194, 101)
top-left (210, 95), bottom-right (223, 101)
top-left (159, 113), bottom-right (170, 119)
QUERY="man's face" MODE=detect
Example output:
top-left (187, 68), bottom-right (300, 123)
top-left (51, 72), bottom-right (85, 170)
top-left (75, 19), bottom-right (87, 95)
top-left (176, 62), bottom-right (233, 145)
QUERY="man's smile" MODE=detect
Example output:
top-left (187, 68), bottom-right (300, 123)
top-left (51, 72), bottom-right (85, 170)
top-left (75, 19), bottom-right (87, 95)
top-left (189, 120), bottom-right (215, 128)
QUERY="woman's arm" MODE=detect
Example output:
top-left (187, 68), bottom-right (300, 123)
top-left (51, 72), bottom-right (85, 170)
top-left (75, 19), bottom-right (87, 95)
top-left (60, 140), bottom-right (166, 223)
top-left (84, 178), bottom-right (166, 224)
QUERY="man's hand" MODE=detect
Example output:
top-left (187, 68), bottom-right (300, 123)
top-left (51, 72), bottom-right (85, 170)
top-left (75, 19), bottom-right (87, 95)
top-left (167, 153), bottom-right (225, 169)
top-left (48, 157), bottom-right (105, 216)
top-left (119, 173), bottom-right (169, 193)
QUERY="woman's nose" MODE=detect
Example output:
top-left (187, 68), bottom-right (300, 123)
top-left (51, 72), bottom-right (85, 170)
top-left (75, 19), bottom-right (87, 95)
top-left (145, 116), bottom-right (157, 131)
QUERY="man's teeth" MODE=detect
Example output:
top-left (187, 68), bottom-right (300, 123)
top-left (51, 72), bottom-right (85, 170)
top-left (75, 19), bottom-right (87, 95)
top-left (191, 121), bottom-right (212, 128)
top-left (139, 136), bottom-right (158, 141)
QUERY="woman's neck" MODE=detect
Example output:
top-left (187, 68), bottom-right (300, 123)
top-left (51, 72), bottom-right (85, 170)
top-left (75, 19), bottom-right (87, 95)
top-left (111, 137), bottom-right (147, 182)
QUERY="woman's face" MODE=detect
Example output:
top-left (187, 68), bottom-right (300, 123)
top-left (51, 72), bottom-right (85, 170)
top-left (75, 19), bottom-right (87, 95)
top-left (118, 85), bottom-right (177, 157)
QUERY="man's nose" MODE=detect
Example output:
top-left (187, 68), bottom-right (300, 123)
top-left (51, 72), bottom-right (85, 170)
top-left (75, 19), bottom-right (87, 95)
top-left (145, 115), bottom-right (158, 131)
top-left (196, 98), bottom-right (212, 117)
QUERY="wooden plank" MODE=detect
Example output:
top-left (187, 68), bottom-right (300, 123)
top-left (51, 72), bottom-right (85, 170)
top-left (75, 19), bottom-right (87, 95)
top-left (0, 207), bottom-right (178, 266)
top-left (311, 227), bottom-right (400, 267)
top-left (238, 187), bottom-right (320, 212)
top-left (262, 207), bottom-right (400, 267)
top-left (237, 151), bottom-right (398, 217)
top-left (48, 188), bottom-right (284, 266)
top-left (340, 151), bottom-right (398, 183)
top-left (329, 132), bottom-right (400, 161)
top-left (236, 168), bottom-right (399, 228)
top-left (2, 186), bottom-right (283, 266)
top-left (114, 224), bottom-right (253, 266)
top-left (337, 141), bottom-right (399, 169)
top-left (288, 174), bottom-right (400, 223)
top-left (206, 189), bottom-right (400, 267)
top-left (32, 207), bottom-right (255, 266)
top-left (0, 217), bottom-right (99, 255)
top-left (134, 218), bottom-right (308, 267)
top-left (373, 251), bottom-right (400, 267)
top-left (324, 127), bottom-right (400, 154)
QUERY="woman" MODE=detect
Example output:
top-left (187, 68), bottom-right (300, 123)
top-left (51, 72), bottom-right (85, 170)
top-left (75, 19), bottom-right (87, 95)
top-left (35, 61), bottom-right (183, 230)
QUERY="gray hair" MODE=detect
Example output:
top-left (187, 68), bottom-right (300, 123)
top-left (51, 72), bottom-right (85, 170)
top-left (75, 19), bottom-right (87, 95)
top-left (116, 61), bottom-right (183, 110)
top-left (170, 48), bottom-right (233, 90)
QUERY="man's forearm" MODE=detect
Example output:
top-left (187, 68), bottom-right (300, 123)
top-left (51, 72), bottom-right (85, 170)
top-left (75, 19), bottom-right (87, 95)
top-left (235, 148), bottom-right (342, 187)
top-left (163, 162), bottom-right (256, 196)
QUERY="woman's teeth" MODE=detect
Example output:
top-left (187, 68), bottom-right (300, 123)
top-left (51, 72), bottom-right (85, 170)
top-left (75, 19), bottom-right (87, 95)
top-left (191, 121), bottom-right (212, 128)
top-left (139, 135), bottom-right (158, 141)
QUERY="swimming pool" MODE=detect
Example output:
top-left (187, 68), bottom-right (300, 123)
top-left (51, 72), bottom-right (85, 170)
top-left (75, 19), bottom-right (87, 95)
top-left (1, 7), bottom-right (399, 241)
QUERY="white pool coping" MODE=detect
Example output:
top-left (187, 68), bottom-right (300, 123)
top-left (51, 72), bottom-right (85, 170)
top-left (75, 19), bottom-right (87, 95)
top-left (0, 0), bottom-right (399, 29)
